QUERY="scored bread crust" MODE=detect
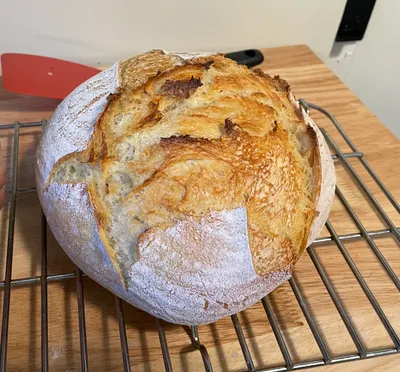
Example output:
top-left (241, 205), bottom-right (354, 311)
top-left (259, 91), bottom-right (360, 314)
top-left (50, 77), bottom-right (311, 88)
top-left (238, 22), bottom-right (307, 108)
top-left (36, 50), bottom-right (335, 325)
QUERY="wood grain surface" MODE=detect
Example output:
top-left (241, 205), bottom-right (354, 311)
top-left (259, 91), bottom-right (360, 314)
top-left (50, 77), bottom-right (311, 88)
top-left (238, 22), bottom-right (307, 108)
top-left (0, 45), bottom-right (399, 372)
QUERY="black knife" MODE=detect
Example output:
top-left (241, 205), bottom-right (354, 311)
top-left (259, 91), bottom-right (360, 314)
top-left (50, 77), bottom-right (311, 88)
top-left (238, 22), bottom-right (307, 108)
top-left (225, 49), bottom-right (264, 68)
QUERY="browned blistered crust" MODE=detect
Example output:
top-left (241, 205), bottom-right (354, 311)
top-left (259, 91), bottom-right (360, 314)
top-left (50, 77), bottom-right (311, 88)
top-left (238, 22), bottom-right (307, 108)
top-left (47, 51), bottom-right (321, 284)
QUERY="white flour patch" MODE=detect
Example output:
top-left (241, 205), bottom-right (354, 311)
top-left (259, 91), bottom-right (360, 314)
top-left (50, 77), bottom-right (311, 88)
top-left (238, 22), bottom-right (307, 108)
top-left (127, 207), bottom-right (291, 324)
top-left (49, 345), bottom-right (64, 361)
top-left (37, 63), bottom-right (119, 185)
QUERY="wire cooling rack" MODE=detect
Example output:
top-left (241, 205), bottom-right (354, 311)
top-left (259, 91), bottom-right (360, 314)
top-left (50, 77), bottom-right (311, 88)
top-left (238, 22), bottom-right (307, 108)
top-left (0, 100), bottom-right (399, 372)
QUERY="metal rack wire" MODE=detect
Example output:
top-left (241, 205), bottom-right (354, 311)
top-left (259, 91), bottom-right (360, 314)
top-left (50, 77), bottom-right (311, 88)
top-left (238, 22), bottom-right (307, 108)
top-left (0, 100), bottom-right (399, 372)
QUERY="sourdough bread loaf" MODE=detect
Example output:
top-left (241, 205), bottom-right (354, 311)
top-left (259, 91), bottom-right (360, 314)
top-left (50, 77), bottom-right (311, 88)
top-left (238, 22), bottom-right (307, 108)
top-left (36, 50), bottom-right (335, 325)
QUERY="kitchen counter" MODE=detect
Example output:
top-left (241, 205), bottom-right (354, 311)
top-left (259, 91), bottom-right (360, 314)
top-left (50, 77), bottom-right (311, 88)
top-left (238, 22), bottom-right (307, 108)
top-left (0, 45), bottom-right (399, 372)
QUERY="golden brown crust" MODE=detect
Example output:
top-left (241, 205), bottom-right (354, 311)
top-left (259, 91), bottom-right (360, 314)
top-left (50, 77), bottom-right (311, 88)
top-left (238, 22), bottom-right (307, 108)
top-left (47, 51), bottom-right (321, 281)
top-left (297, 123), bottom-right (321, 257)
top-left (253, 69), bottom-right (290, 92)
top-left (118, 50), bottom-right (184, 90)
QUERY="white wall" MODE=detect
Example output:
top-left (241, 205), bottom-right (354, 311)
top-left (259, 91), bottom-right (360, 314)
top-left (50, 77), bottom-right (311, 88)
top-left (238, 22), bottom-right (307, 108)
top-left (3, 0), bottom-right (398, 139)
top-left (1, 0), bottom-right (345, 66)
top-left (326, 0), bottom-right (400, 139)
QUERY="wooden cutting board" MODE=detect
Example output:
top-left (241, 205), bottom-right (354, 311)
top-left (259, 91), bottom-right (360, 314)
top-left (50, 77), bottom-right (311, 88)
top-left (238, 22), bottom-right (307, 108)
top-left (0, 45), bottom-right (399, 372)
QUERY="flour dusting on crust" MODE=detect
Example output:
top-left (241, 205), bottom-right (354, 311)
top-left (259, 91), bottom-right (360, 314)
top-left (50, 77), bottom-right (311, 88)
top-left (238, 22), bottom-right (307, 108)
top-left (37, 63), bottom-right (119, 185)
top-left (163, 50), bottom-right (216, 60)
top-left (128, 208), bottom-right (290, 324)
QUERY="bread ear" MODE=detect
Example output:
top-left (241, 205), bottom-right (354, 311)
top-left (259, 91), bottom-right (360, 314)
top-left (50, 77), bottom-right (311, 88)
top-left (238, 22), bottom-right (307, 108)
top-left (289, 93), bottom-right (336, 246)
